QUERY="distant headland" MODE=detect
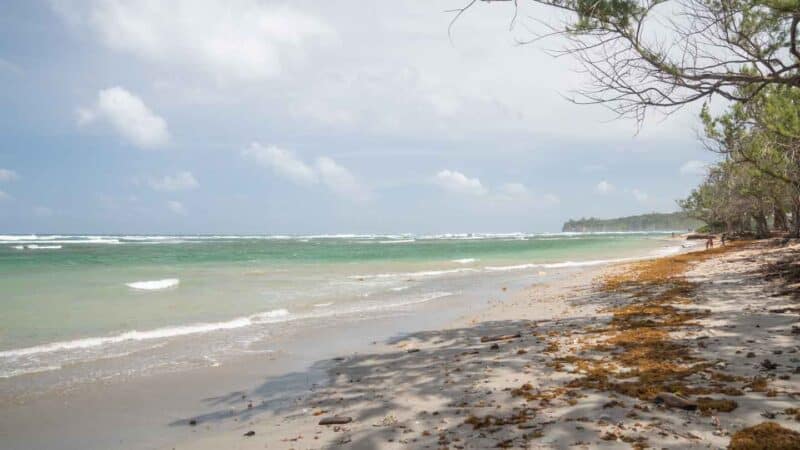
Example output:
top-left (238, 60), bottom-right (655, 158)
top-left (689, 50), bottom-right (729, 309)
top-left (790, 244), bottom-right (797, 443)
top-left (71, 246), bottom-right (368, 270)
top-left (562, 212), bottom-right (702, 232)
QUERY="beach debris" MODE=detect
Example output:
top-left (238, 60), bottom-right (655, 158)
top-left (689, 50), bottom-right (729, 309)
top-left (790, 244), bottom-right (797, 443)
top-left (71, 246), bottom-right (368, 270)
top-left (761, 359), bottom-right (778, 370)
top-left (654, 392), bottom-right (697, 411)
top-left (407, 348), bottom-right (420, 353)
top-left (374, 415), bottom-right (399, 427)
top-left (490, 343), bottom-right (500, 350)
top-left (480, 333), bottom-right (521, 343)
top-left (319, 416), bottom-right (353, 425)
top-left (728, 422), bottom-right (800, 449)
top-left (188, 419), bottom-right (197, 426)
top-left (243, 430), bottom-right (255, 437)
top-left (696, 397), bottom-right (738, 415)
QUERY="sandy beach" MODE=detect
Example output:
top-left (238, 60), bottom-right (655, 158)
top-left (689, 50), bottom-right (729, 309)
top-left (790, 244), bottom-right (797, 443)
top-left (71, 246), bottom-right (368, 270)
top-left (134, 238), bottom-right (798, 450)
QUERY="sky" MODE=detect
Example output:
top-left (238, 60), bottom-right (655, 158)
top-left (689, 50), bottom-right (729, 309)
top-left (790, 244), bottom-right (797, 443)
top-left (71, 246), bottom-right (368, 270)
top-left (0, 0), bottom-right (718, 234)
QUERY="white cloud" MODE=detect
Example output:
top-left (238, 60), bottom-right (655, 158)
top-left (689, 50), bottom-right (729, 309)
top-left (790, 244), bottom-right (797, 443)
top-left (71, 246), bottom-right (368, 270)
top-left (596, 180), bottom-right (614, 194)
top-left (499, 182), bottom-right (528, 197)
top-left (680, 160), bottom-right (709, 176)
top-left (0, 169), bottom-right (19, 182)
top-left (78, 86), bottom-right (169, 149)
top-left (632, 188), bottom-right (649, 202)
top-left (243, 142), bottom-right (369, 201)
top-left (0, 190), bottom-right (11, 201)
top-left (148, 171), bottom-right (199, 191)
top-left (434, 170), bottom-right (487, 196)
top-left (540, 193), bottom-right (561, 206)
top-left (242, 143), bottom-right (318, 185)
top-left (54, 0), bottom-right (333, 82)
top-left (496, 183), bottom-right (559, 207)
top-left (315, 157), bottom-right (371, 202)
top-left (167, 200), bottom-right (187, 215)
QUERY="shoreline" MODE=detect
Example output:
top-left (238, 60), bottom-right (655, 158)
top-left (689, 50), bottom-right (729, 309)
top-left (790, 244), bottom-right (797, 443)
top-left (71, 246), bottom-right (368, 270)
top-left (162, 239), bottom-right (799, 449)
top-left (5, 237), bottom-right (797, 449)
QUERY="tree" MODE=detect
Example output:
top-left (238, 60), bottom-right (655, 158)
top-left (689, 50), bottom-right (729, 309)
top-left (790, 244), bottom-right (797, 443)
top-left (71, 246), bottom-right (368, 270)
top-left (455, 0), bottom-right (800, 124)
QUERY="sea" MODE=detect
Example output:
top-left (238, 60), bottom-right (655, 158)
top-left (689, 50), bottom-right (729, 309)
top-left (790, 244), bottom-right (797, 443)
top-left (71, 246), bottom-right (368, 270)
top-left (0, 232), bottom-right (686, 392)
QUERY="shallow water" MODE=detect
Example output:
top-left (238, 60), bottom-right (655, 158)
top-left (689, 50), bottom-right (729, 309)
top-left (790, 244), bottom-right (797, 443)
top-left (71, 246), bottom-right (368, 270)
top-left (0, 232), bottom-right (678, 383)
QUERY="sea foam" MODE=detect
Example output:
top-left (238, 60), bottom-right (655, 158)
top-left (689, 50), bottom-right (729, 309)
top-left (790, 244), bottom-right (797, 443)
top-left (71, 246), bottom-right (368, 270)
top-left (126, 278), bottom-right (180, 290)
top-left (0, 308), bottom-right (292, 359)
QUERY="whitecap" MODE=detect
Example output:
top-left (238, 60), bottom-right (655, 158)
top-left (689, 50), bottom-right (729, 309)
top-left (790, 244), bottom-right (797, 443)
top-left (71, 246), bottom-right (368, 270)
top-left (126, 278), bottom-right (180, 290)
top-left (451, 258), bottom-right (477, 264)
top-left (0, 308), bottom-right (293, 359)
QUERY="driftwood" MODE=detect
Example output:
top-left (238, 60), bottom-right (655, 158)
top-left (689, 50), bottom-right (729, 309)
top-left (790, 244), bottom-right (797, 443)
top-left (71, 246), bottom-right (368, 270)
top-left (770, 307), bottom-right (800, 314)
top-left (319, 416), bottom-right (353, 425)
top-left (654, 392), bottom-right (697, 411)
top-left (480, 333), bottom-right (521, 343)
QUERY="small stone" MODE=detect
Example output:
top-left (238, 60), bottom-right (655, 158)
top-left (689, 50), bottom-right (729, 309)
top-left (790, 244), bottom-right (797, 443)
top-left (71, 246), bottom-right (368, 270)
top-left (319, 416), bottom-right (353, 425)
top-left (746, 352), bottom-right (756, 358)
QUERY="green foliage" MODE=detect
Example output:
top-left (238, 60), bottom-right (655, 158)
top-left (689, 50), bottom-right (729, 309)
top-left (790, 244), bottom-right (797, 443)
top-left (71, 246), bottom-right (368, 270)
top-left (562, 212), bottom-right (702, 232)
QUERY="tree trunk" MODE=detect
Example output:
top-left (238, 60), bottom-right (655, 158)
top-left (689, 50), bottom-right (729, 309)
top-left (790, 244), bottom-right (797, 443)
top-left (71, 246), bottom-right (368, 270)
top-left (792, 198), bottom-right (800, 239)
top-left (753, 213), bottom-right (769, 239)
top-left (773, 206), bottom-right (789, 232)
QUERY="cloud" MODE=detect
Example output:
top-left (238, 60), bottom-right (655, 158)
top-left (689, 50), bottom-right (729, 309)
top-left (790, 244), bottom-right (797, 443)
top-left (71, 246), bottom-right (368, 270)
top-left (434, 170), bottom-right (487, 196)
top-left (680, 160), bottom-right (709, 176)
top-left (596, 180), bottom-right (614, 194)
top-left (0, 190), bottom-right (11, 201)
top-left (54, 0), bottom-right (333, 82)
top-left (0, 169), bottom-right (19, 182)
top-left (148, 171), bottom-right (199, 191)
top-left (499, 182), bottom-right (528, 197)
top-left (315, 157), bottom-right (371, 202)
top-left (632, 188), bottom-right (649, 202)
top-left (242, 143), bottom-right (318, 185)
top-left (78, 86), bottom-right (169, 149)
top-left (243, 142), bottom-right (370, 201)
top-left (167, 200), bottom-right (187, 215)
top-left (496, 182), bottom-right (559, 207)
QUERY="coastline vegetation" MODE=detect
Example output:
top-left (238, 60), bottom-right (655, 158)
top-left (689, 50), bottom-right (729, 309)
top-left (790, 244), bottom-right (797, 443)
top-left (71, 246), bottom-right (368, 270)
top-left (562, 212), bottom-right (702, 232)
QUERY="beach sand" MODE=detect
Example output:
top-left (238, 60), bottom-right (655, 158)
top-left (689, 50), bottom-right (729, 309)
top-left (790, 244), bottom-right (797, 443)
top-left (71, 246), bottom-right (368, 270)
top-left (158, 239), bottom-right (800, 449)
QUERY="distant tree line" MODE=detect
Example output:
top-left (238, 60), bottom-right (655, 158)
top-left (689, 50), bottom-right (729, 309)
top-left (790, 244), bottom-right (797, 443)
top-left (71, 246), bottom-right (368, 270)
top-left (562, 212), bottom-right (702, 232)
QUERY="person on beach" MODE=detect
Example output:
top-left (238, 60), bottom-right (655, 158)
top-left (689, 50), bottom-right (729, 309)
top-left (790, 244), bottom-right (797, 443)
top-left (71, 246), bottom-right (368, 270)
top-left (706, 236), bottom-right (714, 250)
top-left (721, 234), bottom-right (726, 246)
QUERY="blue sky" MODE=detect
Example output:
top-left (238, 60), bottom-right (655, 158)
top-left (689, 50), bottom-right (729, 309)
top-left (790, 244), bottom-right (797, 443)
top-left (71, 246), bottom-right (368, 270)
top-left (0, 0), bottom-right (716, 234)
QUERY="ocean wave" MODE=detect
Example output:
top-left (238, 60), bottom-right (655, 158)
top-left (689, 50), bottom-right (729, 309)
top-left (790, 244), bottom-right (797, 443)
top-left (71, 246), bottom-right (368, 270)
top-left (452, 258), bottom-right (477, 264)
top-left (0, 289), bottom-right (459, 378)
top-left (126, 278), bottom-right (180, 290)
top-left (26, 244), bottom-right (63, 250)
top-left (378, 239), bottom-right (415, 244)
top-left (484, 257), bottom-right (635, 272)
top-left (313, 302), bottom-right (334, 308)
top-left (0, 308), bottom-right (293, 359)
top-left (0, 365), bottom-right (62, 379)
top-left (349, 267), bottom-right (477, 280)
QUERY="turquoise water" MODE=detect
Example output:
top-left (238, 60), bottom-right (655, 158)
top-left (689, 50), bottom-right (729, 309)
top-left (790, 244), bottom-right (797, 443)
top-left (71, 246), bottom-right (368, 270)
top-left (0, 233), bottom-right (678, 379)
